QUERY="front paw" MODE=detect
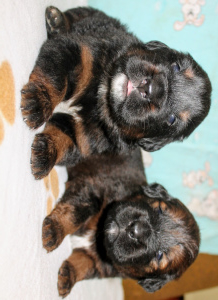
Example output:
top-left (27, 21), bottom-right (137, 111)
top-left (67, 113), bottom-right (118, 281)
top-left (31, 133), bottom-right (57, 179)
top-left (21, 81), bottom-right (52, 129)
top-left (58, 260), bottom-right (75, 298)
top-left (42, 215), bottom-right (64, 252)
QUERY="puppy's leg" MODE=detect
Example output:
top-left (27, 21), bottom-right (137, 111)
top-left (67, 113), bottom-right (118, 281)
top-left (31, 113), bottom-right (79, 179)
top-left (21, 37), bottom-right (83, 129)
top-left (42, 180), bottom-right (102, 252)
top-left (31, 111), bottom-right (92, 179)
top-left (58, 249), bottom-right (97, 298)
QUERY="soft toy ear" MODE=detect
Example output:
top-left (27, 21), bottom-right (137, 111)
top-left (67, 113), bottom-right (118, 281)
top-left (137, 137), bottom-right (172, 152)
top-left (142, 183), bottom-right (172, 201)
top-left (144, 40), bottom-right (169, 50)
top-left (138, 278), bottom-right (169, 293)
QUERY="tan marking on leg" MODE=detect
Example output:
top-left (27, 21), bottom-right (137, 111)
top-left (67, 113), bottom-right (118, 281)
top-left (72, 45), bottom-right (93, 102)
top-left (58, 250), bottom-right (96, 296)
top-left (51, 202), bottom-right (77, 235)
top-left (43, 124), bottom-right (74, 163)
top-left (74, 120), bottom-right (90, 156)
top-left (67, 249), bottom-right (95, 282)
top-left (29, 66), bottom-right (67, 109)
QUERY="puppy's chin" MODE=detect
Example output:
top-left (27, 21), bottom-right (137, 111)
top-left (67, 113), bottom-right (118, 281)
top-left (110, 73), bottom-right (128, 102)
top-left (110, 73), bottom-right (154, 125)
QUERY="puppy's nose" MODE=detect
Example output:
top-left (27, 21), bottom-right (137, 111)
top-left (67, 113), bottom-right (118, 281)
top-left (127, 221), bottom-right (151, 240)
top-left (137, 79), bottom-right (152, 98)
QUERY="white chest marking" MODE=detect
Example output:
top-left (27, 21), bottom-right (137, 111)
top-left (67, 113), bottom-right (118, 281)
top-left (54, 99), bottom-right (82, 122)
top-left (70, 231), bottom-right (94, 250)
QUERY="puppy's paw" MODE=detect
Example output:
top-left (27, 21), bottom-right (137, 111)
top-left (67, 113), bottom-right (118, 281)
top-left (42, 216), bottom-right (64, 252)
top-left (58, 260), bottom-right (75, 298)
top-left (45, 6), bottom-right (66, 36)
top-left (21, 82), bottom-right (52, 129)
top-left (31, 133), bottom-right (57, 179)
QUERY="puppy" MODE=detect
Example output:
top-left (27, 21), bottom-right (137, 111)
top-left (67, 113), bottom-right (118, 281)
top-left (42, 148), bottom-right (200, 298)
top-left (20, 6), bottom-right (211, 179)
top-left (42, 149), bottom-right (200, 297)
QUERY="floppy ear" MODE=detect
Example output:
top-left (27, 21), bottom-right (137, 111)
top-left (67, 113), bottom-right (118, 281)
top-left (142, 183), bottom-right (172, 201)
top-left (138, 278), bottom-right (169, 293)
top-left (137, 137), bottom-right (172, 152)
top-left (144, 40), bottom-right (169, 50)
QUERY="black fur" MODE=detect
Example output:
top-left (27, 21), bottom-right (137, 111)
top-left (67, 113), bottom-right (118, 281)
top-left (21, 6), bottom-right (211, 179)
top-left (42, 148), bottom-right (200, 297)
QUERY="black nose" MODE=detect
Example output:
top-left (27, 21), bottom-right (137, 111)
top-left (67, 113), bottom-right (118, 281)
top-left (137, 79), bottom-right (152, 98)
top-left (127, 221), bottom-right (151, 240)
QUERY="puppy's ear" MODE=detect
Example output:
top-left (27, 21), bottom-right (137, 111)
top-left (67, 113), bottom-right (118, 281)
top-left (137, 137), bottom-right (171, 152)
top-left (138, 278), bottom-right (169, 293)
top-left (142, 183), bottom-right (171, 201)
top-left (144, 40), bottom-right (169, 50)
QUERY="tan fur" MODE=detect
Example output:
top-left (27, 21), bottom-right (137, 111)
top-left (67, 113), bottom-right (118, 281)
top-left (29, 66), bottom-right (67, 109)
top-left (67, 249), bottom-right (94, 281)
top-left (184, 68), bottom-right (194, 79)
top-left (44, 124), bottom-right (74, 163)
top-left (51, 203), bottom-right (76, 235)
top-left (72, 45), bottom-right (93, 103)
top-left (180, 110), bottom-right (190, 122)
top-left (74, 120), bottom-right (91, 156)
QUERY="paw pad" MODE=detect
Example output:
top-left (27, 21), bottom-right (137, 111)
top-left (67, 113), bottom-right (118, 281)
top-left (31, 133), bottom-right (57, 179)
top-left (42, 216), bottom-right (63, 252)
top-left (21, 82), bottom-right (52, 129)
top-left (58, 261), bottom-right (74, 298)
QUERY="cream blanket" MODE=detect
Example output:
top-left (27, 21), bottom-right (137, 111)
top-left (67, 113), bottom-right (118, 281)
top-left (0, 1), bottom-right (123, 299)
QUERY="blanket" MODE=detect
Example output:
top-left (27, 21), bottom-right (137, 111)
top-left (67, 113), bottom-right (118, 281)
top-left (0, 1), bottom-right (123, 299)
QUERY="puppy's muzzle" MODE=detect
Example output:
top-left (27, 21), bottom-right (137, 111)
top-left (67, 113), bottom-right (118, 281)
top-left (137, 78), bottom-right (152, 100)
top-left (126, 221), bottom-right (151, 240)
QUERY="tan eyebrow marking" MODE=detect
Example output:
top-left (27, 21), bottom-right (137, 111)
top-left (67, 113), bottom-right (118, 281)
top-left (184, 68), bottom-right (194, 79)
top-left (179, 110), bottom-right (190, 122)
top-left (149, 200), bottom-right (167, 211)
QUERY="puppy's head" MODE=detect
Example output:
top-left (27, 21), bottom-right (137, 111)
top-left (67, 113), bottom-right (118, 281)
top-left (106, 41), bottom-right (211, 151)
top-left (104, 183), bottom-right (200, 292)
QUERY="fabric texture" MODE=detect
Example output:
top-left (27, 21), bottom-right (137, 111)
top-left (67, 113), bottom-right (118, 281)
top-left (0, 1), bottom-right (123, 299)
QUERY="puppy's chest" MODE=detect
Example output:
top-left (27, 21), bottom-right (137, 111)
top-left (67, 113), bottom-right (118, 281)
top-left (70, 230), bottom-right (95, 251)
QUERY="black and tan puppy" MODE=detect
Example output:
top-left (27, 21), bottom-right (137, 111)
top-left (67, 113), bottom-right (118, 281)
top-left (21, 6), bottom-right (211, 179)
top-left (42, 148), bottom-right (200, 297)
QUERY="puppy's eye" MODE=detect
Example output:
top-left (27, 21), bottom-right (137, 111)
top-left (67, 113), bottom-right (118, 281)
top-left (157, 250), bottom-right (163, 261)
top-left (172, 63), bottom-right (180, 72)
top-left (168, 114), bottom-right (176, 126)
